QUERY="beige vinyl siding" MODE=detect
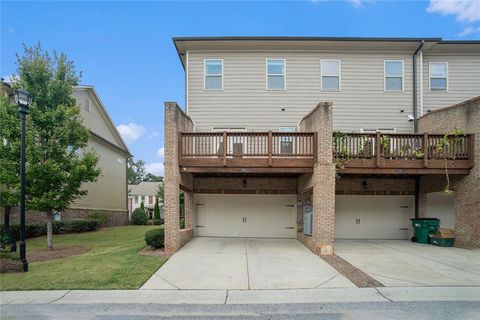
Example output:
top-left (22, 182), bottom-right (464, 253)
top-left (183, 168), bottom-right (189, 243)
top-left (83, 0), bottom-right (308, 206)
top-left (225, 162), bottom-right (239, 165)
top-left (73, 90), bottom-right (123, 149)
top-left (187, 51), bottom-right (415, 133)
top-left (422, 53), bottom-right (480, 113)
top-left (71, 139), bottom-right (127, 211)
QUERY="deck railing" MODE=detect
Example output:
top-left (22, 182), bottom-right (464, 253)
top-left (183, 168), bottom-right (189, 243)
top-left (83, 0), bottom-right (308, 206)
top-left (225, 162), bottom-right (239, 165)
top-left (179, 131), bottom-right (317, 169)
top-left (333, 132), bottom-right (474, 174)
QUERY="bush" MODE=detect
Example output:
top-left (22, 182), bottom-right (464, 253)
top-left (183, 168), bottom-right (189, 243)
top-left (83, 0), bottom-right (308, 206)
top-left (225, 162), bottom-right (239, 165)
top-left (146, 220), bottom-right (153, 225)
top-left (132, 208), bottom-right (147, 225)
top-left (145, 228), bottom-right (164, 248)
top-left (153, 202), bottom-right (160, 220)
top-left (179, 218), bottom-right (185, 229)
top-left (88, 211), bottom-right (109, 226)
top-left (153, 219), bottom-right (161, 225)
top-left (0, 219), bottom-right (101, 240)
top-left (63, 219), bottom-right (100, 232)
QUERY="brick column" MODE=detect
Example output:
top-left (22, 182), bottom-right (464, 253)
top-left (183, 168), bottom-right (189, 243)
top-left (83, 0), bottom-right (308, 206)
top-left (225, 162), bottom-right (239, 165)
top-left (299, 102), bottom-right (336, 255)
top-left (164, 102), bottom-right (194, 253)
top-left (184, 191), bottom-right (194, 229)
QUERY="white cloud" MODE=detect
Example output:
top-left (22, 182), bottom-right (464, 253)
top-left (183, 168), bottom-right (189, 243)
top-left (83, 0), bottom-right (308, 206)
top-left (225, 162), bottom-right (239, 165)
top-left (427, 0), bottom-right (480, 22)
top-left (148, 131), bottom-right (160, 139)
top-left (458, 26), bottom-right (480, 36)
top-left (116, 122), bottom-right (145, 143)
top-left (156, 147), bottom-right (164, 158)
top-left (145, 162), bottom-right (164, 176)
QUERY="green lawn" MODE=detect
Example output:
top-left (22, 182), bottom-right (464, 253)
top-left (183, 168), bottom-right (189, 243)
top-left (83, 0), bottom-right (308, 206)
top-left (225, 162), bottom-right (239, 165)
top-left (0, 226), bottom-right (167, 290)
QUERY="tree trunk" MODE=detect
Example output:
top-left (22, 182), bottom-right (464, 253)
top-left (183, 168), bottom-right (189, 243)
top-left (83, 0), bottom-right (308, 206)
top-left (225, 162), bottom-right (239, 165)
top-left (47, 209), bottom-right (54, 251)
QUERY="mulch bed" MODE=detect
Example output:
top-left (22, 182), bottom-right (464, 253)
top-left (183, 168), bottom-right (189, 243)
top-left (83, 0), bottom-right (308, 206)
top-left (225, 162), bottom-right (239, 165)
top-left (139, 246), bottom-right (172, 258)
top-left (27, 245), bottom-right (90, 263)
top-left (1, 245), bottom-right (90, 273)
top-left (322, 254), bottom-right (384, 288)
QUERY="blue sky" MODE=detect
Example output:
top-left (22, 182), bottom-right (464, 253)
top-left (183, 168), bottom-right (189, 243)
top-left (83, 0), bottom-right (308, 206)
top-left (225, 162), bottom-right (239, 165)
top-left (2, 0), bottom-right (479, 176)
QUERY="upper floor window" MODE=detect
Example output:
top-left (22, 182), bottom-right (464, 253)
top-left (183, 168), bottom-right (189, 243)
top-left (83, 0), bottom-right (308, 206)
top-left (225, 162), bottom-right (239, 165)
top-left (204, 59), bottom-right (223, 90)
top-left (384, 60), bottom-right (404, 91)
top-left (266, 59), bottom-right (285, 90)
top-left (135, 196), bottom-right (139, 204)
top-left (148, 195), bottom-right (153, 204)
top-left (430, 62), bottom-right (448, 91)
top-left (321, 60), bottom-right (341, 91)
top-left (141, 195), bottom-right (145, 204)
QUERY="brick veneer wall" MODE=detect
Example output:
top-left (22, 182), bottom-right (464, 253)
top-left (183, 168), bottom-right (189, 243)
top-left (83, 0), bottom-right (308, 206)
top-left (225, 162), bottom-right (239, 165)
top-left (1, 207), bottom-right (128, 226)
top-left (418, 96), bottom-right (480, 248)
top-left (163, 102), bottom-right (195, 253)
top-left (298, 102), bottom-right (336, 255)
top-left (193, 177), bottom-right (297, 194)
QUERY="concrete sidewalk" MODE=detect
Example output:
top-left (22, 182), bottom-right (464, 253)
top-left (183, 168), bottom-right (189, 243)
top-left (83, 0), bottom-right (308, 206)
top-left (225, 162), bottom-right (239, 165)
top-left (2, 287), bottom-right (480, 305)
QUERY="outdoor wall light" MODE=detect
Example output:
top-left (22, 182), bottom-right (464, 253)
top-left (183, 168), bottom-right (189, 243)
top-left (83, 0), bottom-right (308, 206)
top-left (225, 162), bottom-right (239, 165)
top-left (242, 179), bottom-right (247, 189)
top-left (362, 181), bottom-right (368, 190)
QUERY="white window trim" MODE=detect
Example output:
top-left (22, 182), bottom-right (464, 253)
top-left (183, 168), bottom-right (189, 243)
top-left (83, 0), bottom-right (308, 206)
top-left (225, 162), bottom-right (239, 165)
top-left (211, 127), bottom-right (247, 132)
top-left (320, 59), bottom-right (341, 92)
top-left (384, 60), bottom-right (404, 92)
top-left (279, 127), bottom-right (296, 132)
top-left (204, 59), bottom-right (224, 91)
top-left (266, 58), bottom-right (286, 91)
top-left (429, 62), bottom-right (449, 92)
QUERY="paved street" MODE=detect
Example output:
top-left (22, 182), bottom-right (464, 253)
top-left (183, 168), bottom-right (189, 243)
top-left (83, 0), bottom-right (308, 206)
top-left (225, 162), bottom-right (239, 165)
top-left (2, 301), bottom-right (480, 320)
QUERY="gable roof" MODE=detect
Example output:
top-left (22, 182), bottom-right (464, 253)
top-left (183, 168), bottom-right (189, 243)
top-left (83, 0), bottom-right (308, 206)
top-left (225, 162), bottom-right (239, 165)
top-left (129, 181), bottom-right (162, 195)
top-left (74, 85), bottom-right (131, 156)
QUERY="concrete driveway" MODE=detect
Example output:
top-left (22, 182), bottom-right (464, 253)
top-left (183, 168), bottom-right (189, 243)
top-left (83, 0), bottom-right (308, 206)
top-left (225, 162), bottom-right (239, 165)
top-left (142, 237), bottom-right (355, 290)
top-left (335, 240), bottom-right (480, 287)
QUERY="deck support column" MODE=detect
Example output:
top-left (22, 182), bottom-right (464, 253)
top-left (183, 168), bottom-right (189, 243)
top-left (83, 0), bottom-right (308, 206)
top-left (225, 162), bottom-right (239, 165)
top-left (164, 102), bottom-right (194, 253)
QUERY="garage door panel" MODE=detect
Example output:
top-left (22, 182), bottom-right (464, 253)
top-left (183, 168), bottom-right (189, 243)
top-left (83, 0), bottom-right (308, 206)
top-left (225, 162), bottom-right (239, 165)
top-left (335, 195), bottom-right (414, 240)
top-left (194, 194), bottom-right (296, 238)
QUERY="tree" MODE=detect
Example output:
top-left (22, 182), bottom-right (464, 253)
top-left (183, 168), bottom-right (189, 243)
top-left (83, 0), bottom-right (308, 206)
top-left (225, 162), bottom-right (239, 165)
top-left (140, 201), bottom-right (145, 211)
top-left (153, 199), bottom-right (160, 220)
top-left (157, 183), bottom-right (164, 203)
top-left (13, 43), bottom-right (100, 250)
top-left (0, 94), bottom-right (20, 251)
top-left (127, 158), bottom-right (146, 184)
top-left (144, 173), bottom-right (163, 182)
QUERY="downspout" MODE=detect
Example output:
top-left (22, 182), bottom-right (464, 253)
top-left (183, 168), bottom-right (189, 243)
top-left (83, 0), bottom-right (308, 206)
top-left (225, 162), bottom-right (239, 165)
top-left (412, 40), bottom-right (424, 133)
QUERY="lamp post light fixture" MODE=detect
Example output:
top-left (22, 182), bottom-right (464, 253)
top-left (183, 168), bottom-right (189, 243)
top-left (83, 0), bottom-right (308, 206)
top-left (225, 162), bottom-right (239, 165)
top-left (14, 88), bottom-right (32, 272)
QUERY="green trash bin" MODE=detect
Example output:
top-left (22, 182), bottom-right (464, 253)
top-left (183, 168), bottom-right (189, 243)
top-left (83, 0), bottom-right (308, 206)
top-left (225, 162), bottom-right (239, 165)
top-left (410, 218), bottom-right (440, 244)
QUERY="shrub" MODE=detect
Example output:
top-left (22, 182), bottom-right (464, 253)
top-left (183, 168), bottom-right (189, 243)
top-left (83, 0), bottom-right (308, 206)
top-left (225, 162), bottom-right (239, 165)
top-left (145, 228), bottom-right (164, 248)
top-left (132, 208), bottom-right (147, 225)
top-left (63, 219), bottom-right (100, 232)
top-left (88, 211), bottom-right (109, 226)
top-left (153, 219), bottom-right (161, 225)
top-left (153, 202), bottom-right (160, 220)
top-left (179, 218), bottom-right (185, 229)
top-left (0, 220), bottom-right (97, 241)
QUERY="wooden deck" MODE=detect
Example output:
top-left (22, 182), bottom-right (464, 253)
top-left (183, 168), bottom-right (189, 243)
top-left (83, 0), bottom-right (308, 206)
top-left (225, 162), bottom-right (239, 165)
top-left (335, 132), bottom-right (474, 175)
top-left (178, 131), bottom-right (474, 175)
top-left (179, 131), bottom-right (317, 173)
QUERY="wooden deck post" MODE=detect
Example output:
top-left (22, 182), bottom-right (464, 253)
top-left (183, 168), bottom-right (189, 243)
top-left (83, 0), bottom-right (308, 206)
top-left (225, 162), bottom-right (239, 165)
top-left (223, 131), bottom-right (227, 166)
top-left (423, 133), bottom-right (428, 168)
top-left (375, 132), bottom-right (381, 168)
top-left (268, 131), bottom-right (273, 167)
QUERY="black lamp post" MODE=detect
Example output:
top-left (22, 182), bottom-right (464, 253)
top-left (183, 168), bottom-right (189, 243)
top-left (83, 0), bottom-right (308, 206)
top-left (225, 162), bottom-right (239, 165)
top-left (14, 88), bottom-right (32, 272)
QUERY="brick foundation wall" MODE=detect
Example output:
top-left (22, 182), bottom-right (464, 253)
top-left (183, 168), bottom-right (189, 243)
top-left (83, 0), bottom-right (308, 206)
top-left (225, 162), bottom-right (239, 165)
top-left (1, 207), bottom-right (128, 226)
top-left (418, 97), bottom-right (480, 248)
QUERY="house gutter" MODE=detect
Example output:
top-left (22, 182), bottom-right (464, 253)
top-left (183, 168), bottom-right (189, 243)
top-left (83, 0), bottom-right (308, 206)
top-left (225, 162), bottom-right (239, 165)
top-left (412, 40), bottom-right (424, 133)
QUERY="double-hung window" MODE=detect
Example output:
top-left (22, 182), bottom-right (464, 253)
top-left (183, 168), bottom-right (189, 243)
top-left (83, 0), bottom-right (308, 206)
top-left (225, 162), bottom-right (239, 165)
top-left (384, 60), bottom-right (404, 91)
top-left (204, 59), bottom-right (223, 90)
top-left (321, 60), bottom-right (341, 91)
top-left (429, 62), bottom-right (448, 91)
top-left (266, 59), bottom-right (285, 90)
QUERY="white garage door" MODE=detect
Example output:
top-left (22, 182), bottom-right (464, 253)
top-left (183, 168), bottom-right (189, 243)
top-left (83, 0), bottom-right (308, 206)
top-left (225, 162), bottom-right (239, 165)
top-left (335, 195), bottom-right (414, 240)
top-left (194, 194), bottom-right (297, 238)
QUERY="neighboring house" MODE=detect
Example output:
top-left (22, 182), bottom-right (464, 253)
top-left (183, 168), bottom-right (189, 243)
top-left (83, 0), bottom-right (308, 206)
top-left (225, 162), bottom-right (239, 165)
top-left (128, 182), bottom-right (163, 220)
top-left (1, 82), bottom-right (131, 226)
top-left (161, 36), bottom-right (478, 254)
